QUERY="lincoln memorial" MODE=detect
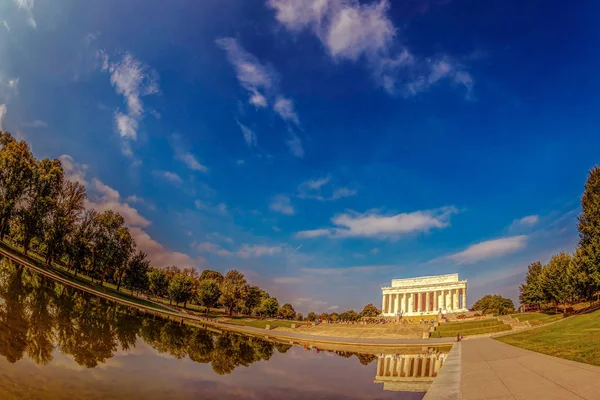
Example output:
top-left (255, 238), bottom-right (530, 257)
top-left (381, 273), bottom-right (467, 317)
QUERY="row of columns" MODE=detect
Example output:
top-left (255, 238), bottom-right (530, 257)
top-left (376, 354), bottom-right (445, 379)
top-left (382, 288), bottom-right (466, 315)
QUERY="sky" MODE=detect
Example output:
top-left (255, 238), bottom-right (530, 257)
top-left (1, 0), bottom-right (599, 314)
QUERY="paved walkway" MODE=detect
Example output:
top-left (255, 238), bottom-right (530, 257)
top-left (461, 338), bottom-right (600, 399)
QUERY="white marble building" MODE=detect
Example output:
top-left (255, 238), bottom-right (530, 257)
top-left (381, 273), bottom-right (467, 317)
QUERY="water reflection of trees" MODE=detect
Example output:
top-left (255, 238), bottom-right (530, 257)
top-left (0, 259), bottom-right (375, 374)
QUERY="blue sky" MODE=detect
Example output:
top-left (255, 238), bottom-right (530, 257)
top-left (0, 0), bottom-right (598, 313)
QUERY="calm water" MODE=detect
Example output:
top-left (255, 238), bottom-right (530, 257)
top-left (0, 257), bottom-right (447, 399)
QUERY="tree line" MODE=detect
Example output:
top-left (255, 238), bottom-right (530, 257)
top-left (520, 167), bottom-right (600, 311)
top-left (0, 131), bottom-right (303, 319)
top-left (0, 259), bottom-right (377, 371)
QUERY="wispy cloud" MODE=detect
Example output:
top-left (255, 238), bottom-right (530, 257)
top-left (22, 120), bottom-right (48, 128)
top-left (155, 170), bottom-right (183, 185)
top-left (269, 194), bottom-right (295, 215)
top-left (266, 0), bottom-right (474, 97)
top-left (296, 206), bottom-right (457, 239)
top-left (102, 52), bottom-right (159, 156)
top-left (194, 200), bottom-right (228, 216)
top-left (13, 0), bottom-right (36, 28)
top-left (169, 134), bottom-right (208, 173)
top-left (447, 235), bottom-right (528, 265)
top-left (196, 242), bottom-right (233, 256)
top-left (297, 175), bottom-right (356, 200)
top-left (2, 20), bottom-right (10, 32)
top-left (510, 215), bottom-right (539, 231)
top-left (0, 104), bottom-right (6, 131)
top-left (237, 244), bottom-right (282, 258)
top-left (217, 37), bottom-right (305, 158)
top-left (206, 232), bottom-right (234, 244)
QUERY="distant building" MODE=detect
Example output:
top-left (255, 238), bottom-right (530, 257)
top-left (381, 273), bottom-right (468, 317)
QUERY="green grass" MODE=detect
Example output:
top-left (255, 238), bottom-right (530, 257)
top-left (220, 318), bottom-right (301, 329)
top-left (513, 312), bottom-right (564, 326)
top-left (431, 318), bottom-right (511, 338)
top-left (496, 309), bottom-right (600, 366)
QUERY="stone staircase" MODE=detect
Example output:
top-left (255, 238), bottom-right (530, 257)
top-left (497, 315), bottom-right (530, 330)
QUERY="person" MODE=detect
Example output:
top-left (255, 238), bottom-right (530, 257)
top-left (456, 333), bottom-right (462, 342)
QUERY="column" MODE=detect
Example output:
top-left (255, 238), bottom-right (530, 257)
top-left (433, 290), bottom-right (437, 312)
top-left (453, 289), bottom-right (459, 310)
top-left (408, 293), bottom-right (414, 313)
top-left (395, 293), bottom-right (400, 315)
top-left (425, 291), bottom-right (431, 312)
top-left (463, 287), bottom-right (467, 309)
top-left (446, 290), bottom-right (452, 310)
top-left (382, 293), bottom-right (387, 314)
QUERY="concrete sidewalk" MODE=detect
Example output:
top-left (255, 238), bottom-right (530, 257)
top-left (461, 338), bottom-right (600, 399)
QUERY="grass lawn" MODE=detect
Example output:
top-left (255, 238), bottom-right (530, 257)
top-left (431, 319), bottom-right (511, 338)
top-left (496, 309), bottom-right (600, 366)
top-left (220, 318), bottom-right (302, 329)
top-left (512, 312), bottom-right (564, 326)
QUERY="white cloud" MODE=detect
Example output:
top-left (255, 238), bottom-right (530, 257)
top-left (286, 132), bottom-right (304, 158)
top-left (156, 170), bottom-right (183, 185)
top-left (236, 120), bottom-right (258, 148)
top-left (370, 248), bottom-right (380, 255)
top-left (22, 120), bottom-right (47, 128)
top-left (266, 0), bottom-right (474, 97)
top-left (237, 159), bottom-right (245, 165)
top-left (131, 227), bottom-right (204, 269)
top-left (0, 104), bottom-right (6, 131)
top-left (2, 20), bottom-right (10, 32)
top-left (328, 305), bottom-right (340, 311)
top-left (514, 215), bottom-right (539, 226)
top-left (14, 0), bottom-right (36, 29)
top-left (194, 200), bottom-right (228, 216)
top-left (7, 78), bottom-right (19, 90)
top-left (272, 276), bottom-right (308, 285)
top-left (59, 155), bottom-right (88, 186)
top-left (272, 226), bottom-right (281, 232)
top-left (447, 235), bottom-right (528, 265)
top-left (103, 52), bottom-right (159, 156)
top-left (269, 194), bottom-right (295, 215)
top-left (296, 206), bottom-right (457, 239)
top-left (237, 244), bottom-right (282, 258)
top-left (297, 175), bottom-right (356, 200)
top-left (273, 96), bottom-right (300, 126)
top-left (196, 242), bottom-right (233, 257)
top-left (169, 134), bottom-right (208, 173)
top-left (206, 232), bottom-right (234, 244)
top-left (216, 37), bottom-right (274, 106)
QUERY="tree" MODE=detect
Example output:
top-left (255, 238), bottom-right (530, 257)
top-left (200, 270), bottom-right (224, 284)
top-left (318, 312), bottom-right (329, 321)
top-left (242, 285), bottom-right (267, 316)
top-left (257, 297), bottom-right (279, 318)
top-left (278, 303), bottom-right (296, 320)
top-left (339, 310), bottom-right (358, 322)
top-left (66, 209), bottom-right (98, 277)
top-left (295, 313), bottom-right (303, 321)
top-left (540, 252), bottom-right (573, 311)
top-left (572, 166), bottom-right (600, 304)
top-left (148, 268), bottom-right (169, 298)
top-left (307, 312), bottom-right (317, 322)
top-left (197, 279), bottom-right (221, 314)
top-left (16, 158), bottom-right (63, 255)
top-left (0, 132), bottom-right (35, 240)
top-left (91, 211), bottom-right (134, 286)
top-left (44, 180), bottom-right (86, 265)
top-left (123, 251), bottom-right (150, 295)
top-left (168, 273), bottom-right (194, 308)
top-left (519, 261), bottom-right (544, 308)
top-left (329, 312), bottom-right (339, 322)
top-left (472, 295), bottom-right (515, 315)
top-left (359, 303), bottom-right (381, 318)
top-left (219, 270), bottom-right (247, 316)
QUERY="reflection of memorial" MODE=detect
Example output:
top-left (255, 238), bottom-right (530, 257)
top-left (374, 351), bottom-right (446, 392)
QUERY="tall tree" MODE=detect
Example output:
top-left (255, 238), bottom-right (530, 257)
top-left (278, 303), bottom-right (296, 319)
top-left (123, 251), bottom-right (150, 295)
top-left (219, 270), bottom-right (247, 316)
top-left (257, 297), bottom-right (279, 318)
top-left (573, 166), bottom-right (600, 304)
top-left (0, 132), bottom-right (35, 240)
top-left (472, 294), bottom-right (515, 315)
top-left (16, 158), bottom-right (63, 254)
top-left (358, 303), bottom-right (381, 318)
top-left (519, 261), bottom-right (545, 308)
top-left (91, 211), bottom-right (133, 286)
top-left (147, 268), bottom-right (169, 298)
top-left (168, 273), bottom-right (194, 308)
top-left (197, 279), bottom-right (221, 314)
top-left (44, 180), bottom-right (86, 264)
top-left (66, 209), bottom-right (98, 277)
top-left (199, 270), bottom-right (224, 284)
top-left (541, 252), bottom-right (573, 311)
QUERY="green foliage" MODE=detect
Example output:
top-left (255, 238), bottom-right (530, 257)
top-left (219, 270), bottom-right (247, 316)
top-left (329, 312), bottom-right (339, 322)
top-left (197, 279), bottom-right (221, 313)
top-left (148, 268), bottom-right (169, 298)
top-left (168, 273), bottom-right (194, 307)
top-left (295, 312), bottom-right (303, 321)
top-left (573, 166), bottom-right (600, 302)
top-left (241, 285), bottom-right (266, 316)
top-left (278, 303), bottom-right (296, 319)
top-left (339, 309), bottom-right (359, 321)
top-left (123, 251), bottom-right (150, 294)
top-left (519, 261), bottom-right (544, 306)
top-left (540, 252), bottom-right (573, 308)
top-left (472, 294), bottom-right (515, 315)
top-left (307, 312), bottom-right (317, 321)
top-left (199, 269), bottom-right (224, 284)
top-left (257, 297), bottom-right (279, 317)
top-left (358, 303), bottom-right (381, 317)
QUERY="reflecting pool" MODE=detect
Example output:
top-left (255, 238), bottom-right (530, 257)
top-left (0, 257), bottom-right (447, 399)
